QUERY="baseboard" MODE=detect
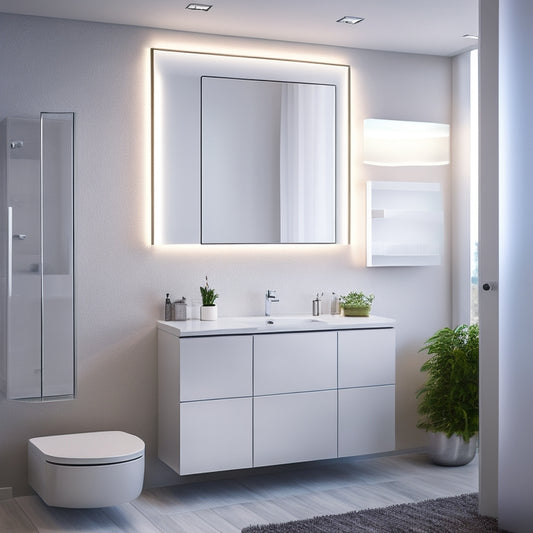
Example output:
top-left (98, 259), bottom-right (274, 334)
top-left (0, 487), bottom-right (13, 500)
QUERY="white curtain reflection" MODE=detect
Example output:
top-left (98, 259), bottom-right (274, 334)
top-left (279, 83), bottom-right (335, 242)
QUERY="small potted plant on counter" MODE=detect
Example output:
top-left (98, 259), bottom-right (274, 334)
top-left (339, 290), bottom-right (374, 317)
top-left (200, 276), bottom-right (219, 321)
top-left (416, 323), bottom-right (479, 466)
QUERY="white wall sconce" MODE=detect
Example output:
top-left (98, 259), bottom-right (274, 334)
top-left (363, 119), bottom-right (450, 167)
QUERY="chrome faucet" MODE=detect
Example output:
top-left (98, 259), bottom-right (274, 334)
top-left (265, 289), bottom-right (279, 316)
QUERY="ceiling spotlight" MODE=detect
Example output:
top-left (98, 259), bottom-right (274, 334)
top-left (462, 34), bottom-right (479, 40)
top-left (337, 16), bottom-right (364, 25)
top-left (186, 3), bottom-right (212, 11)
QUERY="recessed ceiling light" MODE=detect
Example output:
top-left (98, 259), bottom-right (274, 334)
top-left (462, 34), bottom-right (479, 40)
top-left (186, 3), bottom-right (212, 11)
top-left (337, 16), bottom-right (364, 25)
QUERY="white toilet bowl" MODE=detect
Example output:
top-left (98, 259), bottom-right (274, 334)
top-left (28, 431), bottom-right (145, 508)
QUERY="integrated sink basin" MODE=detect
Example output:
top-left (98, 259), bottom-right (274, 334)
top-left (240, 317), bottom-right (325, 329)
top-left (156, 314), bottom-right (396, 337)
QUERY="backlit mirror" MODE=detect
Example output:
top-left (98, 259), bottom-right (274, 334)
top-left (152, 49), bottom-right (349, 245)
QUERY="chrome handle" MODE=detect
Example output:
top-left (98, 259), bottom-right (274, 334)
top-left (7, 206), bottom-right (12, 298)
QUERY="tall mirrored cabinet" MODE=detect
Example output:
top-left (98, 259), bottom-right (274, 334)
top-left (0, 113), bottom-right (75, 400)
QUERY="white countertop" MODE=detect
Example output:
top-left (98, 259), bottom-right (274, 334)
top-left (157, 314), bottom-right (395, 337)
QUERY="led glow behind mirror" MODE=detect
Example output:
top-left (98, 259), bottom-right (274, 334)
top-left (363, 119), bottom-right (450, 167)
top-left (151, 49), bottom-right (349, 245)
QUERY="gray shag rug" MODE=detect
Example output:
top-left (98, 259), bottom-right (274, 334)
top-left (242, 493), bottom-right (507, 532)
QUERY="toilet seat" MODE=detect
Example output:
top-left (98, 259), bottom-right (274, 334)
top-left (29, 431), bottom-right (144, 465)
top-left (28, 431), bottom-right (145, 508)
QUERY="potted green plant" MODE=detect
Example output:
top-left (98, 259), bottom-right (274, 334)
top-left (339, 291), bottom-right (374, 317)
top-left (416, 323), bottom-right (479, 466)
top-left (199, 276), bottom-right (219, 321)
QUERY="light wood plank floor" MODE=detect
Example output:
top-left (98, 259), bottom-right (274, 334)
top-left (1, 452), bottom-right (478, 533)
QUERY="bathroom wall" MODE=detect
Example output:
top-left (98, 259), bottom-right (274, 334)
top-left (0, 13), bottom-right (452, 494)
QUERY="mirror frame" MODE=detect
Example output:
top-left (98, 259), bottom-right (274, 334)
top-left (151, 48), bottom-right (350, 245)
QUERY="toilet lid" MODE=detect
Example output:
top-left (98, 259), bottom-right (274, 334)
top-left (29, 431), bottom-right (145, 466)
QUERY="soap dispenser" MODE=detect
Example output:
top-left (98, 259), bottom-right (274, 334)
top-left (312, 293), bottom-right (323, 316)
top-left (164, 293), bottom-right (172, 321)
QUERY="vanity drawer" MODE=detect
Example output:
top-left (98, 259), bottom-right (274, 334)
top-left (254, 390), bottom-right (337, 467)
top-left (180, 397), bottom-right (252, 475)
top-left (180, 336), bottom-right (252, 401)
top-left (254, 331), bottom-right (337, 395)
top-left (338, 328), bottom-right (395, 388)
top-left (338, 385), bottom-right (395, 457)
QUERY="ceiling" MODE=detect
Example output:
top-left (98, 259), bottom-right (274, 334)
top-left (0, 0), bottom-right (478, 56)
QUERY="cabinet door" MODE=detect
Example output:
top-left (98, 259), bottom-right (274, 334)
top-left (180, 336), bottom-right (252, 401)
top-left (254, 332), bottom-right (337, 395)
top-left (254, 390), bottom-right (337, 467)
top-left (338, 385), bottom-right (395, 457)
top-left (180, 397), bottom-right (252, 475)
top-left (338, 328), bottom-right (395, 388)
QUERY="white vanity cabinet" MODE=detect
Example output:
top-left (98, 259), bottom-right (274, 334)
top-left (338, 329), bottom-right (396, 457)
top-left (157, 317), bottom-right (396, 476)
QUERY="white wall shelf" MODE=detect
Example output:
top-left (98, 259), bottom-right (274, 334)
top-left (367, 181), bottom-right (444, 267)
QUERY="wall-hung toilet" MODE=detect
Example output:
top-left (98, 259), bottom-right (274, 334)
top-left (28, 431), bottom-right (145, 508)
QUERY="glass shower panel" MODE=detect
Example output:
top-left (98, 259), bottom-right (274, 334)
top-left (1, 113), bottom-right (74, 400)
top-left (6, 118), bottom-right (42, 399)
top-left (41, 112), bottom-right (74, 398)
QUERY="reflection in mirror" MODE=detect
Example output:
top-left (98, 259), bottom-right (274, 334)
top-left (151, 49), bottom-right (349, 245)
top-left (201, 77), bottom-right (335, 244)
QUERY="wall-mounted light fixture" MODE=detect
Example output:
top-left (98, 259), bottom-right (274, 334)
top-left (186, 3), bottom-right (212, 11)
top-left (363, 118), bottom-right (450, 167)
top-left (336, 16), bottom-right (364, 25)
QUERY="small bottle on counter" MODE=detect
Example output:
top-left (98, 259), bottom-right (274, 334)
top-left (331, 292), bottom-right (340, 315)
top-left (173, 297), bottom-right (188, 321)
top-left (164, 293), bottom-right (173, 321)
top-left (312, 293), bottom-right (323, 316)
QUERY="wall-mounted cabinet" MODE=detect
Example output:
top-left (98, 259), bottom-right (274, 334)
top-left (157, 323), bottom-right (395, 476)
top-left (366, 181), bottom-right (444, 267)
top-left (1, 114), bottom-right (75, 400)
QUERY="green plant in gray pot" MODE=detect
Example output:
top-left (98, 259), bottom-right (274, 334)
top-left (416, 323), bottom-right (479, 466)
top-left (339, 291), bottom-right (374, 317)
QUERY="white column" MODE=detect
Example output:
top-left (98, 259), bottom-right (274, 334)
top-left (478, 0), bottom-right (499, 518)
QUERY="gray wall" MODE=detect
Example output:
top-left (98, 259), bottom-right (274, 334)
top-left (0, 13), bottom-right (452, 495)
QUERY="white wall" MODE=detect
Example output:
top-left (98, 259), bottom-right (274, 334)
top-left (451, 51), bottom-right (474, 327)
top-left (0, 13), bottom-right (452, 494)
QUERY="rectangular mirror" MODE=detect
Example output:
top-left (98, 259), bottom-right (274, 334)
top-left (201, 77), bottom-right (335, 243)
top-left (152, 49), bottom-right (349, 245)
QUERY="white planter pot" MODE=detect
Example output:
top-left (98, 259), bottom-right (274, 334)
top-left (428, 432), bottom-right (477, 466)
top-left (200, 305), bottom-right (217, 321)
